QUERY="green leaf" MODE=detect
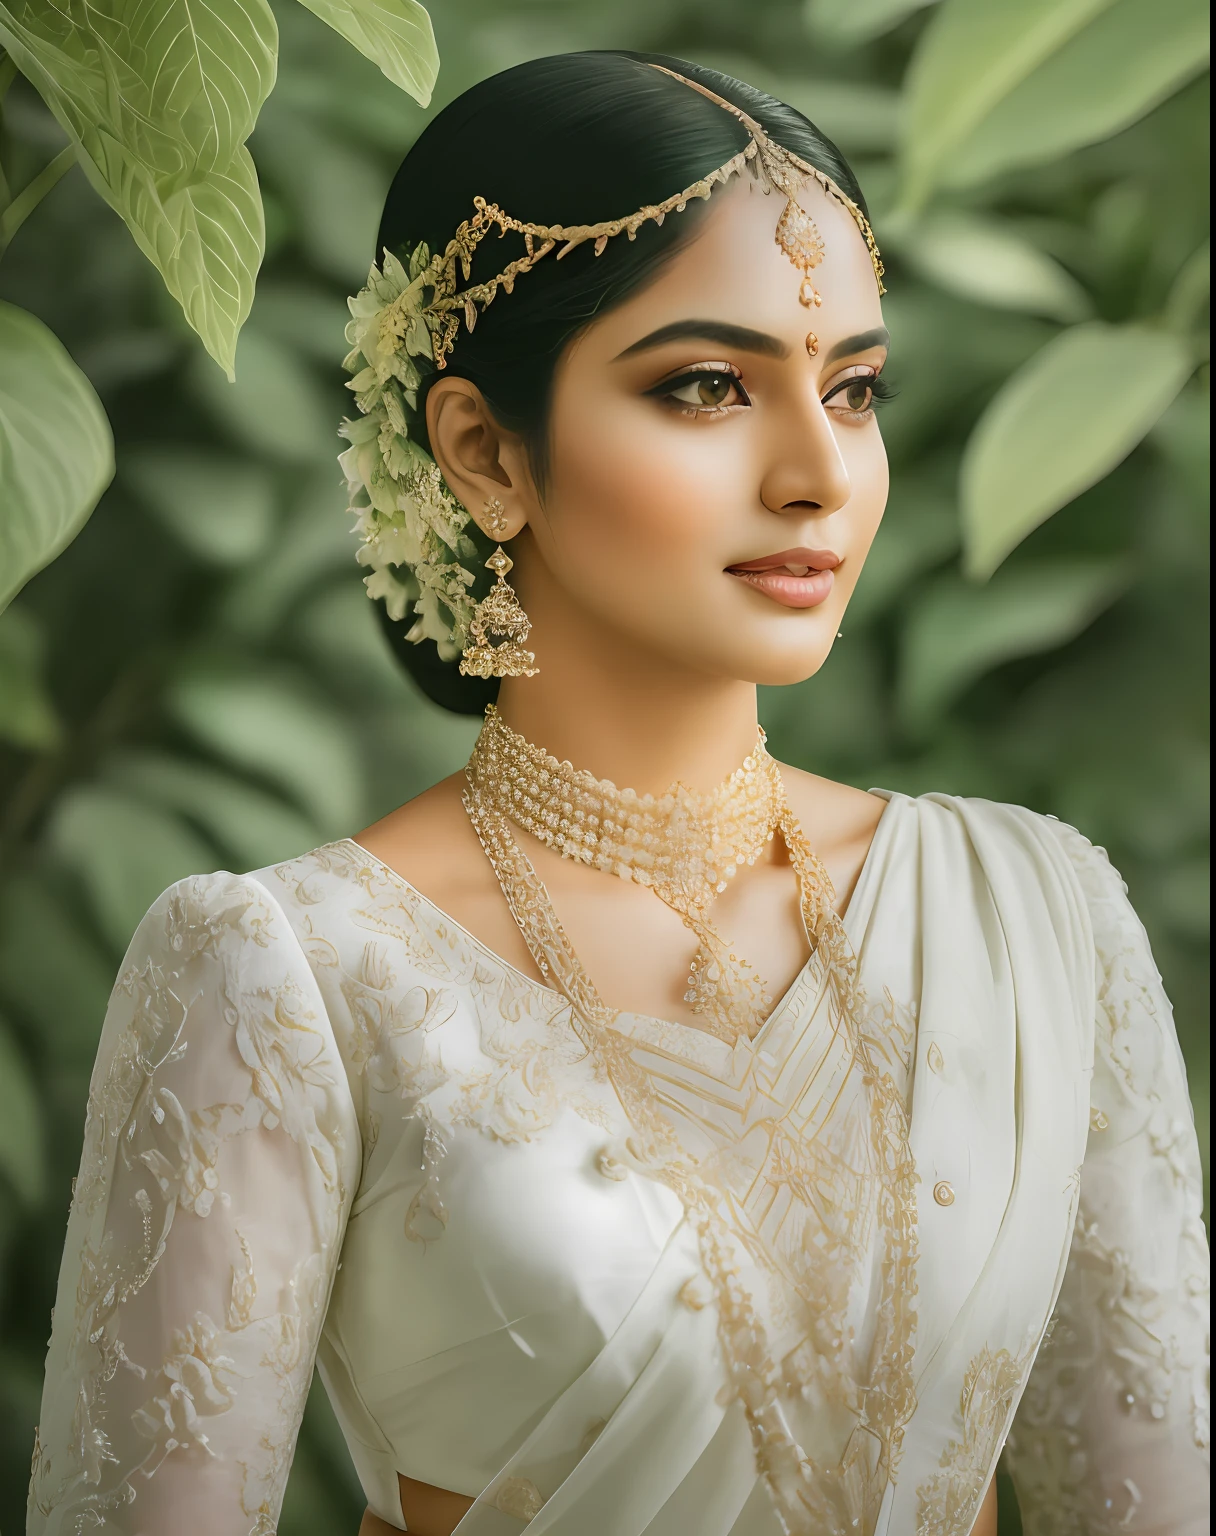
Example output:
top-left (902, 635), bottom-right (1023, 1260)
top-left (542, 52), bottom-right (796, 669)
top-left (189, 325), bottom-right (337, 461)
top-left (107, 749), bottom-right (322, 869)
top-left (0, 0), bottom-right (277, 374)
top-left (0, 1016), bottom-right (45, 1207)
top-left (0, 302), bottom-right (114, 614)
top-left (900, 0), bottom-right (1117, 207)
top-left (293, 0), bottom-right (438, 106)
top-left (167, 658), bottom-right (364, 832)
top-left (123, 447), bottom-right (278, 566)
top-left (49, 787), bottom-right (217, 952)
top-left (899, 558), bottom-right (1130, 727)
top-left (0, 604), bottom-right (61, 749)
top-left (962, 322), bottom-right (1195, 577)
top-left (945, 0), bottom-right (1210, 189)
top-left (894, 211), bottom-right (1091, 323)
top-left (805, 0), bottom-right (939, 47)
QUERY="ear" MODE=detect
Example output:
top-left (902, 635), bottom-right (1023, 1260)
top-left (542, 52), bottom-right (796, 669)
top-left (426, 377), bottom-right (537, 539)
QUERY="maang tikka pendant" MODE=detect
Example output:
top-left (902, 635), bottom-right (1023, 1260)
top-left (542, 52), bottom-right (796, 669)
top-left (459, 547), bottom-right (539, 679)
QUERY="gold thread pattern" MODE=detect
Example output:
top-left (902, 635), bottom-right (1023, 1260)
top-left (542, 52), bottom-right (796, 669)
top-left (461, 721), bottom-right (919, 1535)
top-left (916, 1347), bottom-right (1028, 1535)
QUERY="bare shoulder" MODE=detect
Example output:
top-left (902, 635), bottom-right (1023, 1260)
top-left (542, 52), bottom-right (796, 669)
top-left (354, 771), bottom-right (486, 903)
top-left (352, 771), bottom-right (542, 978)
top-left (777, 762), bottom-right (888, 909)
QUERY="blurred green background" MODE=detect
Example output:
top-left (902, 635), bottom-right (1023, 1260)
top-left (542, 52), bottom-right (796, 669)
top-left (0, 1), bottom-right (1208, 1531)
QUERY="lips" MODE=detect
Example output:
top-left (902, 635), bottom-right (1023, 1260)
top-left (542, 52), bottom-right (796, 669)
top-left (725, 547), bottom-right (840, 610)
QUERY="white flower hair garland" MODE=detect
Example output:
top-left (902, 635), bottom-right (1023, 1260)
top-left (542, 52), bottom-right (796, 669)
top-left (339, 246), bottom-right (479, 661)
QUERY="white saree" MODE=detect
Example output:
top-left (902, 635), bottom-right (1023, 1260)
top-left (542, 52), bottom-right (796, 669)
top-left (26, 793), bottom-right (1209, 1534)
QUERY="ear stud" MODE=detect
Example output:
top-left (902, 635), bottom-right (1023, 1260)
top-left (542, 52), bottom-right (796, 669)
top-left (483, 495), bottom-right (509, 535)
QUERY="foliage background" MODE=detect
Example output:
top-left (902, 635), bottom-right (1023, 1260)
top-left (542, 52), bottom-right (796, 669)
top-left (0, 1), bottom-right (1208, 1531)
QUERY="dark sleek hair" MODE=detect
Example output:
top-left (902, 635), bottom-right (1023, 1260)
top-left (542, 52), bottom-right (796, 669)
top-left (371, 50), bottom-right (867, 715)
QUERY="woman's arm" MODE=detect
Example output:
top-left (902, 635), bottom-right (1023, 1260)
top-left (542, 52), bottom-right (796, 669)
top-left (357, 1475), bottom-right (476, 1535)
top-left (27, 871), bottom-right (360, 1534)
top-left (1005, 827), bottom-right (1209, 1534)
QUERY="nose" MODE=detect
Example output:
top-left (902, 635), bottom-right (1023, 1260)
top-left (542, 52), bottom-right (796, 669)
top-left (758, 396), bottom-right (851, 518)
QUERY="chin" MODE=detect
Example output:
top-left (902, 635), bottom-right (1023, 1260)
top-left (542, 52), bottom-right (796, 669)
top-left (728, 640), bottom-right (835, 688)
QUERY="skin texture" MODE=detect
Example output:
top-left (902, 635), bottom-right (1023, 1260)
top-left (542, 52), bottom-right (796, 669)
top-left (354, 174), bottom-right (999, 1534)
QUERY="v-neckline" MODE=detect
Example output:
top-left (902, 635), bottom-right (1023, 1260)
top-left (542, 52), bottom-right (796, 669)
top-left (336, 790), bottom-right (902, 1053)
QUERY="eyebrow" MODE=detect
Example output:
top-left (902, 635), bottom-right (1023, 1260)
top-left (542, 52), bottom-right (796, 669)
top-left (823, 326), bottom-right (890, 364)
top-left (614, 319), bottom-right (789, 361)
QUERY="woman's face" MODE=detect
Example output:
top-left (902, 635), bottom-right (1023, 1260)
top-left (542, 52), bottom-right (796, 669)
top-left (439, 173), bottom-right (891, 688)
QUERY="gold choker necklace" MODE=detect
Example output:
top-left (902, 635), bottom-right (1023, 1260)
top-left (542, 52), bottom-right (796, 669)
top-left (464, 706), bottom-right (835, 1040)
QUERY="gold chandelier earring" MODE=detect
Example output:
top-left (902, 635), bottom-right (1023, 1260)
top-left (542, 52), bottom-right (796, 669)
top-left (459, 545), bottom-right (539, 679)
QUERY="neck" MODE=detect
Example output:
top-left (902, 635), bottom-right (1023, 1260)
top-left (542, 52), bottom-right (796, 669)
top-left (494, 642), bottom-right (760, 799)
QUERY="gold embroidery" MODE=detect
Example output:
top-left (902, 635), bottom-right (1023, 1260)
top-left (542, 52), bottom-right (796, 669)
top-left (1003, 822), bottom-right (1210, 1528)
top-left (461, 786), bottom-right (918, 1536)
top-left (494, 1475), bottom-right (545, 1519)
top-left (28, 875), bottom-right (355, 1531)
top-left (916, 1347), bottom-right (1027, 1535)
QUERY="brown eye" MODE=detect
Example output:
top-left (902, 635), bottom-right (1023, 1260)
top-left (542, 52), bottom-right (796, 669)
top-left (696, 372), bottom-right (733, 406)
top-left (662, 368), bottom-right (748, 410)
top-left (843, 380), bottom-right (873, 411)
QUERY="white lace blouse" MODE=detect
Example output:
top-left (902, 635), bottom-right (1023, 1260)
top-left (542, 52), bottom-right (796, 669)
top-left (26, 793), bottom-right (1209, 1535)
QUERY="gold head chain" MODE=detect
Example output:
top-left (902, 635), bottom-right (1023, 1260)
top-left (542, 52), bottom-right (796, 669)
top-left (383, 63), bottom-right (885, 371)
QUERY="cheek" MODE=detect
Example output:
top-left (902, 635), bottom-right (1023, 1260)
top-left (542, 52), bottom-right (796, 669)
top-left (543, 390), bottom-right (749, 568)
top-left (840, 423), bottom-right (889, 541)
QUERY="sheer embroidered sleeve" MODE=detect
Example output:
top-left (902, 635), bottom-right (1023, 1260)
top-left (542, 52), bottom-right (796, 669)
top-left (26, 871), bottom-right (361, 1535)
top-left (1005, 825), bottom-right (1210, 1535)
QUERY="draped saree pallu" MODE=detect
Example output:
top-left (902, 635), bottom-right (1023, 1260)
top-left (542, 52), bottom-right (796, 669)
top-left (26, 722), bottom-right (1211, 1536)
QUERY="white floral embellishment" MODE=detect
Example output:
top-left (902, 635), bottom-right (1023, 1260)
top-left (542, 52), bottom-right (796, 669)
top-left (131, 1314), bottom-right (238, 1471)
top-left (339, 247), bottom-right (480, 660)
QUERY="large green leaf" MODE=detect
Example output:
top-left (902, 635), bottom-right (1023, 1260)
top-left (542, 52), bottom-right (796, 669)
top-left (895, 211), bottom-right (1091, 323)
top-left (900, 0), bottom-right (1117, 207)
top-left (962, 323), bottom-right (1195, 578)
top-left (899, 559), bottom-right (1130, 727)
top-left (167, 658), bottom-right (364, 831)
top-left (0, 1016), bottom-right (45, 1207)
top-left (947, 0), bottom-right (1210, 188)
top-left (294, 0), bottom-right (438, 105)
top-left (0, 0), bottom-right (277, 374)
top-left (0, 301), bottom-right (113, 614)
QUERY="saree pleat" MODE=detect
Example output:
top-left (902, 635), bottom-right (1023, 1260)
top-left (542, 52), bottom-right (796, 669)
top-left (27, 797), bottom-right (1208, 1536)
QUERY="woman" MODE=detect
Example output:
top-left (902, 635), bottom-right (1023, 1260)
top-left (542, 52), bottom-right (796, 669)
top-left (27, 52), bottom-right (1208, 1536)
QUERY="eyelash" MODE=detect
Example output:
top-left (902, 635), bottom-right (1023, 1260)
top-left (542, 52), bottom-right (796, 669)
top-left (821, 370), bottom-right (899, 423)
top-left (649, 363), bottom-right (751, 418)
top-left (650, 363), bottom-right (898, 422)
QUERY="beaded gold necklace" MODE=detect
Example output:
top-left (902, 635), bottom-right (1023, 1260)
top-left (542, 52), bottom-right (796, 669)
top-left (464, 705), bottom-right (836, 1040)
top-left (461, 708), bottom-right (918, 1530)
